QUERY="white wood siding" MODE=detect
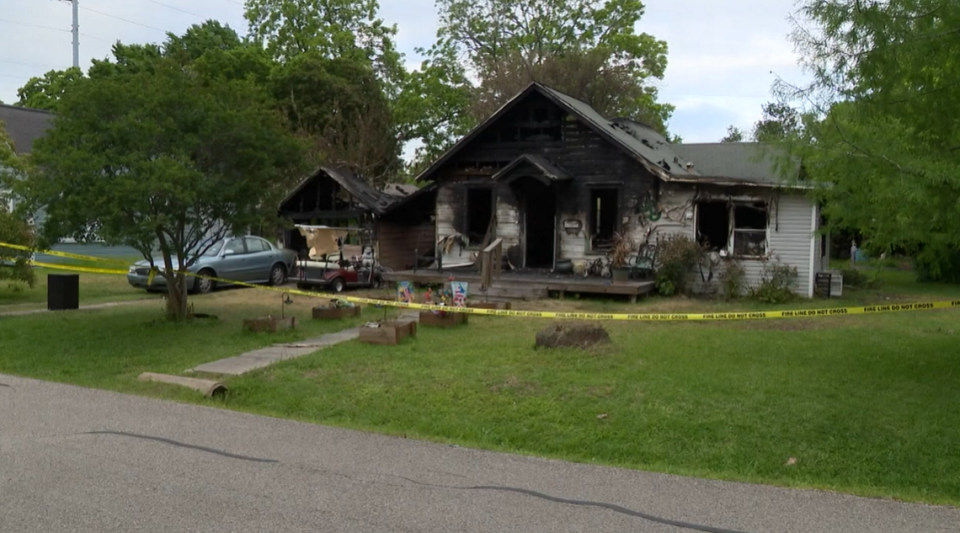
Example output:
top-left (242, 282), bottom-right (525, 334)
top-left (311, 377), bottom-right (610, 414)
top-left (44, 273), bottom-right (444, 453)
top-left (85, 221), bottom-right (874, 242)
top-left (643, 186), bottom-right (816, 297)
top-left (495, 187), bottom-right (521, 248)
top-left (436, 186), bottom-right (478, 267)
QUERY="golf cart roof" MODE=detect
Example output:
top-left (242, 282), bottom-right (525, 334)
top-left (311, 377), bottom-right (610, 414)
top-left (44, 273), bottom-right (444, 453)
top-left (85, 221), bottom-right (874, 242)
top-left (294, 224), bottom-right (371, 233)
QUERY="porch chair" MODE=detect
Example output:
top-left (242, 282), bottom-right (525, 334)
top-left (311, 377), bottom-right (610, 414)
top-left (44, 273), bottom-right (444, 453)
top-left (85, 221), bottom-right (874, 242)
top-left (629, 243), bottom-right (658, 280)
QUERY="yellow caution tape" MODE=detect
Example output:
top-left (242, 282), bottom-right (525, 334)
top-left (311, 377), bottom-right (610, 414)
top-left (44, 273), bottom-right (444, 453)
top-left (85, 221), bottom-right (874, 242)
top-left (0, 242), bottom-right (131, 265)
top-left (12, 241), bottom-right (960, 321)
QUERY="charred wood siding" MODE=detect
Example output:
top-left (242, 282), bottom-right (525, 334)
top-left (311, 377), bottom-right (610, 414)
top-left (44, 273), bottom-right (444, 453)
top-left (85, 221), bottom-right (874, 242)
top-left (378, 220), bottom-right (435, 271)
top-left (432, 92), bottom-right (658, 262)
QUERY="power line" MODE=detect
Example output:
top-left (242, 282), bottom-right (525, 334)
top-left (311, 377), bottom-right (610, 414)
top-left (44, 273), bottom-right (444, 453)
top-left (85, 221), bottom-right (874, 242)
top-left (0, 59), bottom-right (54, 68)
top-left (142, 0), bottom-right (205, 20)
top-left (79, 5), bottom-right (169, 34)
top-left (0, 17), bottom-right (70, 33)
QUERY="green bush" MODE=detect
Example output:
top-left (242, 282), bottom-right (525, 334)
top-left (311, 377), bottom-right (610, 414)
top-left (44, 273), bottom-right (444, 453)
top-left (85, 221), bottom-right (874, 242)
top-left (748, 256), bottom-right (798, 304)
top-left (654, 234), bottom-right (703, 296)
top-left (839, 268), bottom-right (882, 290)
top-left (719, 260), bottom-right (746, 299)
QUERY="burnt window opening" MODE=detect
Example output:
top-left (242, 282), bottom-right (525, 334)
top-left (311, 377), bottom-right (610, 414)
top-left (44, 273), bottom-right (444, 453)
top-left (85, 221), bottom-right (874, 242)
top-left (697, 202), bottom-right (729, 250)
top-left (465, 187), bottom-right (493, 245)
top-left (733, 205), bottom-right (768, 256)
top-left (590, 188), bottom-right (619, 250)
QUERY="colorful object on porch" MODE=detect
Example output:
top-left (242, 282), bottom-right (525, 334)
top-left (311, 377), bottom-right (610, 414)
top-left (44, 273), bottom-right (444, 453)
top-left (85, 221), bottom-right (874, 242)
top-left (451, 281), bottom-right (468, 307)
top-left (397, 281), bottom-right (415, 303)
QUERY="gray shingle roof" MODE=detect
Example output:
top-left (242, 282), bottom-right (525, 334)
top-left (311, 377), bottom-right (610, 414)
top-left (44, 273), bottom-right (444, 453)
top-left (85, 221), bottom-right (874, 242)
top-left (0, 104), bottom-right (54, 155)
top-left (672, 143), bottom-right (802, 186)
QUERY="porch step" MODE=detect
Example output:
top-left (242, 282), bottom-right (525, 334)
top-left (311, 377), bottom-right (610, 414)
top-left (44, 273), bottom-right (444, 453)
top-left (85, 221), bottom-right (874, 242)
top-left (474, 285), bottom-right (549, 301)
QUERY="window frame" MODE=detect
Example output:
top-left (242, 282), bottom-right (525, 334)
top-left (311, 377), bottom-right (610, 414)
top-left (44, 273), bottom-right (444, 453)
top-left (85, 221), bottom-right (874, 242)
top-left (587, 186), bottom-right (621, 253)
top-left (695, 201), bottom-right (770, 259)
top-left (463, 185), bottom-right (495, 247)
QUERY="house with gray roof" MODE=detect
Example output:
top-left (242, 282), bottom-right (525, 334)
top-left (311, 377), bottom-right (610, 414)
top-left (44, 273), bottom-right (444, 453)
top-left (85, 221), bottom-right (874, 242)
top-left (1, 104), bottom-right (54, 211)
top-left (411, 82), bottom-right (829, 297)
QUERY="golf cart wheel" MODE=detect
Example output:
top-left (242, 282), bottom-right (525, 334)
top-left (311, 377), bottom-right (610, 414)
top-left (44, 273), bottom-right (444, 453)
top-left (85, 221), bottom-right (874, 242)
top-left (269, 264), bottom-right (287, 286)
top-left (195, 269), bottom-right (216, 294)
top-left (371, 276), bottom-right (382, 289)
top-left (331, 277), bottom-right (345, 293)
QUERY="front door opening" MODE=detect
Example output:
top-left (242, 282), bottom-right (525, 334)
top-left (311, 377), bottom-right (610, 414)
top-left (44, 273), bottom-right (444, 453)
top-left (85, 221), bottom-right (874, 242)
top-left (465, 187), bottom-right (493, 244)
top-left (590, 188), bottom-right (619, 250)
top-left (697, 202), bottom-right (729, 250)
top-left (514, 178), bottom-right (556, 269)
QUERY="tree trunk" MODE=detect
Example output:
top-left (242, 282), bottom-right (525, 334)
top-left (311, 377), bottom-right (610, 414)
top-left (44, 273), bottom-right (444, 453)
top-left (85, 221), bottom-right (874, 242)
top-left (164, 273), bottom-right (189, 321)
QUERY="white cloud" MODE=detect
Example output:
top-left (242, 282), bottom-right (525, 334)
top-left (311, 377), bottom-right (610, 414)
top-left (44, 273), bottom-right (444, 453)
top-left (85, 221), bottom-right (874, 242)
top-left (0, 0), bottom-right (810, 144)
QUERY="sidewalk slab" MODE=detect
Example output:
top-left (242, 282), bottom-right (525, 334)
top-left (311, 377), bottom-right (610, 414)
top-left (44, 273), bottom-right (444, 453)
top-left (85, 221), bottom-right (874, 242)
top-left (192, 328), bottom-right (359, 376)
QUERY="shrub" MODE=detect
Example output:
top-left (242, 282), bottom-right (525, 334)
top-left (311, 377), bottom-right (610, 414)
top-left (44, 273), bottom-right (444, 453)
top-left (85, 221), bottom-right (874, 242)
top-left (748, 256), bottom-right (798, 304)
top-left (839, 268), bottom-right (881, 290)
top-left (719, 260), bottom-right (746, 299)
top-left (655, 234), bottom-right (703, 296)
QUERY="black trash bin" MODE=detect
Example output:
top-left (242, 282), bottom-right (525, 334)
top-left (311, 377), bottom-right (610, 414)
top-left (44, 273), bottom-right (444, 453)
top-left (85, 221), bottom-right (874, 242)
top-left (48, 274), bottom-right (80, 311)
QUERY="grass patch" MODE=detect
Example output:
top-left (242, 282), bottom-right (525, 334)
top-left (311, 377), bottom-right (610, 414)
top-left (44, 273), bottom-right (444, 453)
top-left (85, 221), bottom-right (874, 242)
top-left (2, 274), bottom-right (960, 505)
top-left (0, 267), bottom-right (151, 309)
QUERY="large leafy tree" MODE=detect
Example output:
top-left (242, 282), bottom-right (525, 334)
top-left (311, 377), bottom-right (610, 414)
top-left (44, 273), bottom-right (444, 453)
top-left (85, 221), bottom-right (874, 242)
top-left (406, 0), bottom-right (672, 168)
top-left (271, 53), bottom-right (400, 185)
top-left (0, 121), bottom-right (35, 288)
top-left (15, 67), bottom-right (85, 112)
top-left (21, 58), bottom-right (309, 320)
top-left (778, 0), bottom-right (960, 281)
top-left (244, 0), bottom-right (404, 93)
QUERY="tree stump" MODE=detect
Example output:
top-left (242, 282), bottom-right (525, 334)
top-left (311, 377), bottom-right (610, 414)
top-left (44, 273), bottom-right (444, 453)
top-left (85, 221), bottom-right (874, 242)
top-left (535, 323), bottom-right (611, 350)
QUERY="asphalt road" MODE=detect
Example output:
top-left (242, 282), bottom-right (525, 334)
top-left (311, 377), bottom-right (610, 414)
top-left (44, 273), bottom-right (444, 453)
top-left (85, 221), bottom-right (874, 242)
top-left (1, 374), bottom-right (957, 533)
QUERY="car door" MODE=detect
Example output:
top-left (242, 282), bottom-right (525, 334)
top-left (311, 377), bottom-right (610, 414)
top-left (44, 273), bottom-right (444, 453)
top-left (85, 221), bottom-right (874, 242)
top-left (217, 238), bottom-right (248, 282)
top-left (243, 237), bottom-right (274, 282)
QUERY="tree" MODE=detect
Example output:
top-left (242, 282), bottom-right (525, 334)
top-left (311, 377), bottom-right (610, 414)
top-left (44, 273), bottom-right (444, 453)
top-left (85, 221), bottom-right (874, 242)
top-left (15, 67), bottom-right (85, 112)
top-left (778, 0), bottom-right (960, 281)
top-left (752, 102), bottom-right (800, 142)
top-left (405, 0), bottom-right (673, 165)
top-left (0, 121), bottom-right (35, 288)
top-left (22, 58), bottom-right (309, 320)
top-left (270, 53), bottom-right (400, 184)
top-left (720, 125), bottom-right (745, 143)
top-left (244, 0), bottom-right (404, 93)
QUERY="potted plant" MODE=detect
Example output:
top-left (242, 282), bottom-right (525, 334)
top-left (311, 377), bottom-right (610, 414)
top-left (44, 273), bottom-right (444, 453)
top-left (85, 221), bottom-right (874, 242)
top-left (609, 232), bottom-right (635, 283)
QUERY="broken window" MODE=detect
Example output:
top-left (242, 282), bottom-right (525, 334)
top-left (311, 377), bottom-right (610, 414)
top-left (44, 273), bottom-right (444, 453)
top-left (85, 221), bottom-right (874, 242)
top-left (465, 187), bottom-right (493, 245)
top-left (697, 202), bottom-right (729, 250)
top-left (696, 202), bottom-right (769, 256)
top-left (733, 205), bottom-right (767, 256)
top-left (590, 188), bottom-right (619, 249)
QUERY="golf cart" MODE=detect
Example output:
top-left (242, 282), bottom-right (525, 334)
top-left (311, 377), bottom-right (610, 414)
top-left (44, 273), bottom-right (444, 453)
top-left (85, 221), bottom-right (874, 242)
top-left (293, 225), bottom-right (384, 293)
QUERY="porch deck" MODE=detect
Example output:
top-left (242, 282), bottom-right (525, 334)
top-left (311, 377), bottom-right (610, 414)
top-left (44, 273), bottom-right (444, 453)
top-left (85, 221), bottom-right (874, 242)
top-left (382, 268), bottom-right (656, 302)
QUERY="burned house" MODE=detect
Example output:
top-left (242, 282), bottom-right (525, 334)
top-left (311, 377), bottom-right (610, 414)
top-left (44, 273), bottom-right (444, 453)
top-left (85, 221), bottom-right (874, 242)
top-left (278, 166), bottom-right (436, 271)
top-left (404, 83), bottom-right (827, 298)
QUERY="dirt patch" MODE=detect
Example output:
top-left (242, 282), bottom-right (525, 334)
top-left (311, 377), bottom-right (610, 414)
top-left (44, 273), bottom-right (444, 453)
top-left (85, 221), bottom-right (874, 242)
top-left (535, 323), bottom-right (611, 350)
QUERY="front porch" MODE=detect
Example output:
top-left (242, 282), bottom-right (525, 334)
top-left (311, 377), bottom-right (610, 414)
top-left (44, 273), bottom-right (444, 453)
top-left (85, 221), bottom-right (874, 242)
top-left (382, 268), bottom-right (655, 303)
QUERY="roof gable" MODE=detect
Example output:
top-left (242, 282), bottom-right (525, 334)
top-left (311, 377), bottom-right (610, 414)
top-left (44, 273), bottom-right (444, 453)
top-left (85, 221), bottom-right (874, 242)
top-left (413, 83), bottom-right (698, 183)
top-left (280, 166), bottom-right (398, 215)
top-left (491, 154), bottom-right (571, 185)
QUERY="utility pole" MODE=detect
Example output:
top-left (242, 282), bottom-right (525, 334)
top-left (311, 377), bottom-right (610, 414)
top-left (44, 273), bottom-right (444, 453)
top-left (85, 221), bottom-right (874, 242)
top-left (60, 0), bottom-right (79, 68)
top-left (71, 0), bottom-right (79, 68)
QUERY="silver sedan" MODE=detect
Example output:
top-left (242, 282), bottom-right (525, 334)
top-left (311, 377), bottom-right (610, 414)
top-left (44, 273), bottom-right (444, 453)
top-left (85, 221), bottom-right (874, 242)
top-left (126, 236), bottom-right (298, 293)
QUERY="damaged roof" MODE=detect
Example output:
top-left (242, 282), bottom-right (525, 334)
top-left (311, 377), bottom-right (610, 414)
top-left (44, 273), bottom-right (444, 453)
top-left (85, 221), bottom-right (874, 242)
top-left (672, 143), bottom-right (803, 187)
top-left (281, 166), bottom-right (399, 215)
top-left (413, 82), bottom-right (805, 189)
top-left (492, 154), bottom-right (571, 183)
top-left (0, 104), bottom-right (54, 155)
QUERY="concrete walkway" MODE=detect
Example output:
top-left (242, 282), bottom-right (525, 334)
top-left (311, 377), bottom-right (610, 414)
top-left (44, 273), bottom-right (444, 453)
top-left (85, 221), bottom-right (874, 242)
top-left (0, 299), bottom-right (158, 317)
top-left (192, 327), bottom-right (361, 376)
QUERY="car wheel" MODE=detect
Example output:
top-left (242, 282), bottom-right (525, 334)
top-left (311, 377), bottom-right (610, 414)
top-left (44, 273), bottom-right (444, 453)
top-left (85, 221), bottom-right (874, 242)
top-left (195, 269), bottom-right (216, 294)
top-left (330, 277), bottom-right (345, 293)
top-left (269, 264), bottom-right (287, 286)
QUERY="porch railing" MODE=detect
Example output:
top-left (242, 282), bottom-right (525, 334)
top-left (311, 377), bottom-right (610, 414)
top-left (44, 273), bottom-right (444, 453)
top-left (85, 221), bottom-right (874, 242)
top-left (480, 238), bottom-right (503, 290)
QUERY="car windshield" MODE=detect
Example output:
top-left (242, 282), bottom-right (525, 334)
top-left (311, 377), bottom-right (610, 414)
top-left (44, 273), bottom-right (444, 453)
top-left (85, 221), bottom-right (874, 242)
top-left (201, 241), bottom-right (225, 257)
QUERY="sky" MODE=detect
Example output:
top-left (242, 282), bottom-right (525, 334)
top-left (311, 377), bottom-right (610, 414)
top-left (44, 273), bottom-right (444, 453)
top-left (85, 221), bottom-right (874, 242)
top-left (0, 0), bottom-right (808, 145)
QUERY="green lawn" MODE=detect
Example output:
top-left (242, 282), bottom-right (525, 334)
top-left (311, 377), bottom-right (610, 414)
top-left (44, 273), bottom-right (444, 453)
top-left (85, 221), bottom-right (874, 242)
top-left (0, 265), bottom-right (148, 309)
top-left (1, 271), bottom-right (959, 505)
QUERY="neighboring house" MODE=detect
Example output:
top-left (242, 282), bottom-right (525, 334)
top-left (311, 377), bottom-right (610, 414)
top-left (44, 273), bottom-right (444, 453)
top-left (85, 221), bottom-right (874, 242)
top-left (0, 104), bottom-right (141, 262)
top-left (0, 104), bottom-right (54, 212)
top-left (278, 166), bottom-right (436, 271)
top-left (413, 82), bottom-right (828, 297)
